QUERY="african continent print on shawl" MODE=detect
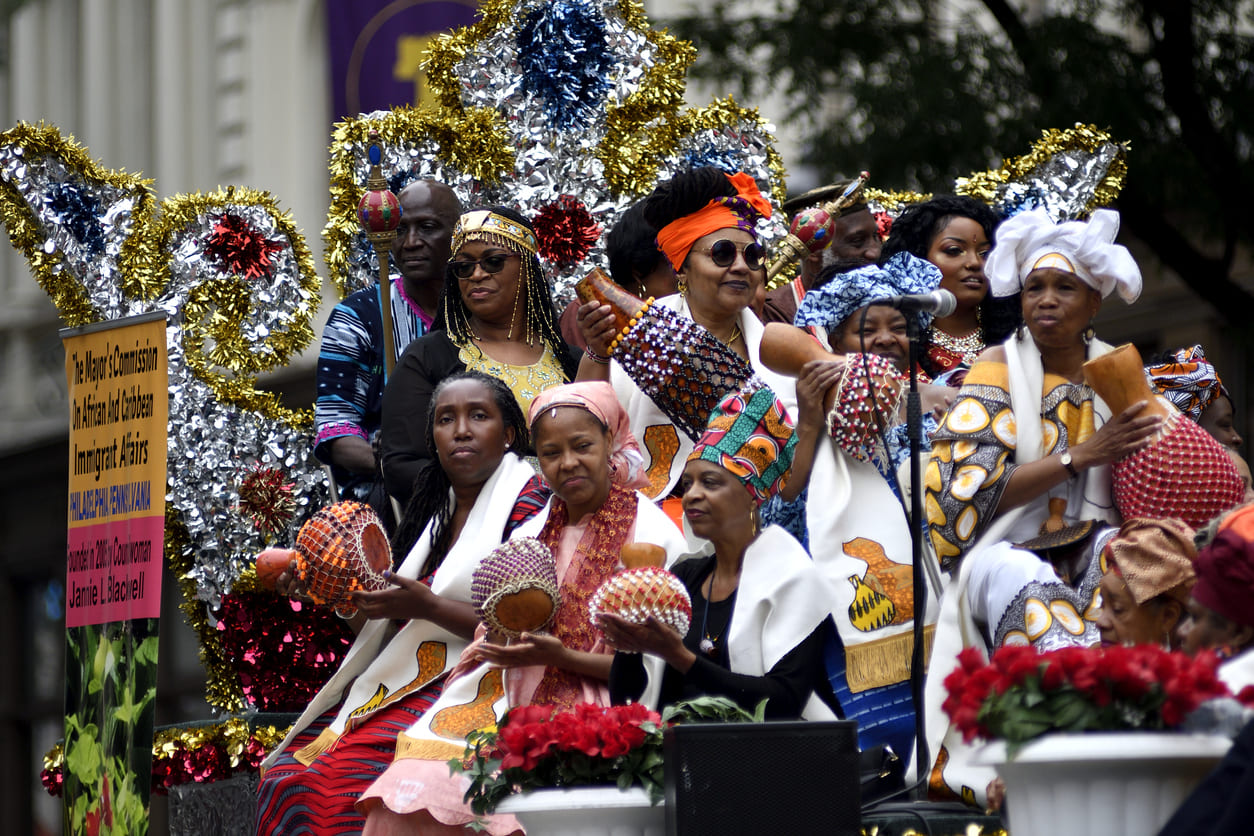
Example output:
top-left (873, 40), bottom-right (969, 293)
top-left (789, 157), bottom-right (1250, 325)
top-left (926, 359), bottom-right (1099, 570)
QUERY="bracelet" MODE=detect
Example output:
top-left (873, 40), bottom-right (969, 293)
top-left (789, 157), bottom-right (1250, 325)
top-left (585, 348), bottom-right (611, 365)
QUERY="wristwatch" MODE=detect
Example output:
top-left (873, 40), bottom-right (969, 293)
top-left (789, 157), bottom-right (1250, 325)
top-left (1060, 451), bottom-right (1079, 478)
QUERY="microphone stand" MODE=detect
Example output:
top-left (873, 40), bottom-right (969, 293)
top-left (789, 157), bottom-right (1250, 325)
top-left (904, 314), bottom-right (930, 800)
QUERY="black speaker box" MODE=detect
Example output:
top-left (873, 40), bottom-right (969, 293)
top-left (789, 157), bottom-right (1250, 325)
top-left (662, 721), bottom-right (861, 835)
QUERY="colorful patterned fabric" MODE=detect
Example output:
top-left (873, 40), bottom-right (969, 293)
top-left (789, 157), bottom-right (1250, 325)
top-left (926, 358), bottom-right (1100, 570)
top-left (655, 171), bottom-right (772, 272)
top-left (255, 658), bottom-right (441, 835)
top-left (794, 251), bottom-right (942, 334)
top-left (457, 340), bottom-right (567, 421)
top-left (688, 385), bottom-right (797, 505)
top-left (314, 281), bottom-right (430, 500)
top-left (504, 474), bottom-right (550, 537)
top-left (1145, 344), bottom-right (1231, 422)
top-left (532, 483), bottom-right (639, 708)
top-left (984, 208), bottom-right (1141, 302)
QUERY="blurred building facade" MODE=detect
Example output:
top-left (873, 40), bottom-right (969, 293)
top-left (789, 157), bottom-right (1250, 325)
top-left (0, 1), bottom-right (1246, 833)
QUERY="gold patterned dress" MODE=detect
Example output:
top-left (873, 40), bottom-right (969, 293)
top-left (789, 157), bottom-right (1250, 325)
top-left (457, 340), bottom-right (567, 419)
top-left (925, 358), bottom-right (1100, 571)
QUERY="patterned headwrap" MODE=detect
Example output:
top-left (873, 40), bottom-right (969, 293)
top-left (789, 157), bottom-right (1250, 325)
top-left (687, 385), bottom-right (797, 505)
top-left (528, 382), bottom-right (649, 490)
top-left (794, 251), bottom-right (942, 333)
top-left (655, 172), bottom-right (772, 272)
top-left (1104, 517), bottom-right (1197, 605)
top-left (1144, 345), bottom-right (1231, 423)
top-left (1192, 504), bottom-right (1254, 628)
top-left (984, 208), bottom-right (1142, 302)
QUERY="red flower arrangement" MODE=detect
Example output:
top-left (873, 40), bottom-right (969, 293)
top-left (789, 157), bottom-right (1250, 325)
top-left (943, 644), bottom-right (1240, 754)
top-left (453, 702), bottom-right (667, 815)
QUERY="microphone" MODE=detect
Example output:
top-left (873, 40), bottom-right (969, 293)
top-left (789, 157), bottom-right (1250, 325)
top-left (872, 289), bottom-right (957, 318)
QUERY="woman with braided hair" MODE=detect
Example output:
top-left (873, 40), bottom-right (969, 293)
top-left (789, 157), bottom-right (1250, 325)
top-left (381, 206), bottom-right (580, 506)
top-left (577, 166), bottom-right (798, 501)
top-left (257, 371), bottom-right (548, 835)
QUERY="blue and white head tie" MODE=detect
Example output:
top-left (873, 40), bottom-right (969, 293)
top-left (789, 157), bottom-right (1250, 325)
top-left (794, 251), bottom-right (943, 333)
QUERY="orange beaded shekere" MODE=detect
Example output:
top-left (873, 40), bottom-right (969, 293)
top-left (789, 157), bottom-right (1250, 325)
top-left (292, 501), bottom-right (392, 617)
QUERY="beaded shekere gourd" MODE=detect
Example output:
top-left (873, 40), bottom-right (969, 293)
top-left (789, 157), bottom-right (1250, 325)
top-left (576, 268), bottom-right (758, 442)
top-left (255, 501), bottom-right (392, 618)
top-left (471, 538), bottom-right (561, 638)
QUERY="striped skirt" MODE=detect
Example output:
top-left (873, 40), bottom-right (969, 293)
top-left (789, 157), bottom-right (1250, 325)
top-left (255, 681), bottom-right (443, 836)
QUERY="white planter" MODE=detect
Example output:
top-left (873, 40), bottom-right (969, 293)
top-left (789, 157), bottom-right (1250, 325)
top-left (976, 732), bottom-right (1232, 836)
top-left (493, 785), bottom-right (664, 836)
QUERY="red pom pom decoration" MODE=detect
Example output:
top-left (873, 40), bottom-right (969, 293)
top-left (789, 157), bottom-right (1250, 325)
top-left (533, 195), bottom-right (602, 265)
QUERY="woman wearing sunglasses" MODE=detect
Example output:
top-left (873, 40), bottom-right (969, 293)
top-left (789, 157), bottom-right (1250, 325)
top-left (380, 206), bottom-right (579, 506)
top-left (577, 167), bottom-right (798, 501)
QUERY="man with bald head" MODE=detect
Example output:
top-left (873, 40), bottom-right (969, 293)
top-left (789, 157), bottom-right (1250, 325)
top-left (314, 180), bottom-right (461, 511)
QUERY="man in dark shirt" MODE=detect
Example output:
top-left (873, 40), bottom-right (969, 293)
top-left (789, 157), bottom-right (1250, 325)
top-left (313, 180), bottom-right (461, 507)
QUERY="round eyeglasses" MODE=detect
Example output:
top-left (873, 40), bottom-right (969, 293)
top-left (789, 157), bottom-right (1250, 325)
top-left (697, 239), bottom-right (766, 271)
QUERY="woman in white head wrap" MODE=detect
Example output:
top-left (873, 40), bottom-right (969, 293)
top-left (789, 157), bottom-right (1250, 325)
top-left (918, 209), bottom-right (1164, 806)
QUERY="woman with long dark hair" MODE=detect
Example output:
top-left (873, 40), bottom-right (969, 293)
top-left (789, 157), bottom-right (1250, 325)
top-left (256, 371), bottom-right (546, 835)
top-left (880, 195), bottom-right (1018, 381)
top-left (358, 382), bottom-right (687, 835)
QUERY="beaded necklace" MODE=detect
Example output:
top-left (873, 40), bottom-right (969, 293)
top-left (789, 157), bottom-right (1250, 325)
top-left (929, 325), bottom-right (985, 366)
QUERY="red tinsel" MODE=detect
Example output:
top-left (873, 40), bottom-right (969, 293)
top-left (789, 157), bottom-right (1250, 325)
top-left (874, 210), bottom-right (894, 241)
top-left (532, 195), bottom-right (602, 265)
top-left (40, 765), bottom-right (63, 797)
top-left (214, 591), bottom-right (354, 712)
top-left (237, 464), bottom-right (297, 539)
top-left (203, 213), bottom-right (285, 280)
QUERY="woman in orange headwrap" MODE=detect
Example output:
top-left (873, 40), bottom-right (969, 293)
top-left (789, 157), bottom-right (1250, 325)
top-left (575, 167), bottom-right (798, 501)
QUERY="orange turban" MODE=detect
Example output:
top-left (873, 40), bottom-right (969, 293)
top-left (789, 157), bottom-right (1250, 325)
top-left (654, 172), bottom-right (772, 272)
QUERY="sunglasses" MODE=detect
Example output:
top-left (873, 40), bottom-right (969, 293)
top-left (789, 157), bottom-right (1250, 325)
top-left (448, 253), bottom-right (520, 279)
top-left (697, 239), bottom-right (766, 271)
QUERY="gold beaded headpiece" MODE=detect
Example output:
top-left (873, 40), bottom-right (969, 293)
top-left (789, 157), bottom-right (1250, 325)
top-left (452, 210), bottom-right (538, 255)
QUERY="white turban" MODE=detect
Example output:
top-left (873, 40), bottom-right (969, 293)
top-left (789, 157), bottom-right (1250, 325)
top-left (985, 208), bottom-right (1142, 303)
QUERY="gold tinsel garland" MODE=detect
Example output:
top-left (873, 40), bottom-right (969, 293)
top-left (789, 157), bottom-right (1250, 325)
top-left (596, 30), bottom-right (697, 197)
top-left (863, 187), bottom-right (934, 215)
top-left (323, 106), bottom-right (515, 299)
top-left (43, 716), bottom-right (292, 789)
top-left (0, 122), bottom-right (163, 325)
top-left (153, 187), bottom-right (319, 426)
top-left (647, 96), bottom-right (789, 206)
top-left (954, 123), bottom-right (1127, 217)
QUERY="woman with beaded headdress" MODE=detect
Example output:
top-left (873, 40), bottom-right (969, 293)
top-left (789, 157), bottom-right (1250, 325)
top-left (380, 206), bottom-right (579, 506)
top-left (920, 208), bottom-right (1162, 806)
top-left (359, 382), bottom-right (686, 836)
top-left (879, 195), bottom-right (1020, 383)
top-left (576, 166), bottom-right (798, 502)
top-left (599, 383), bottom-right (840, 720)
